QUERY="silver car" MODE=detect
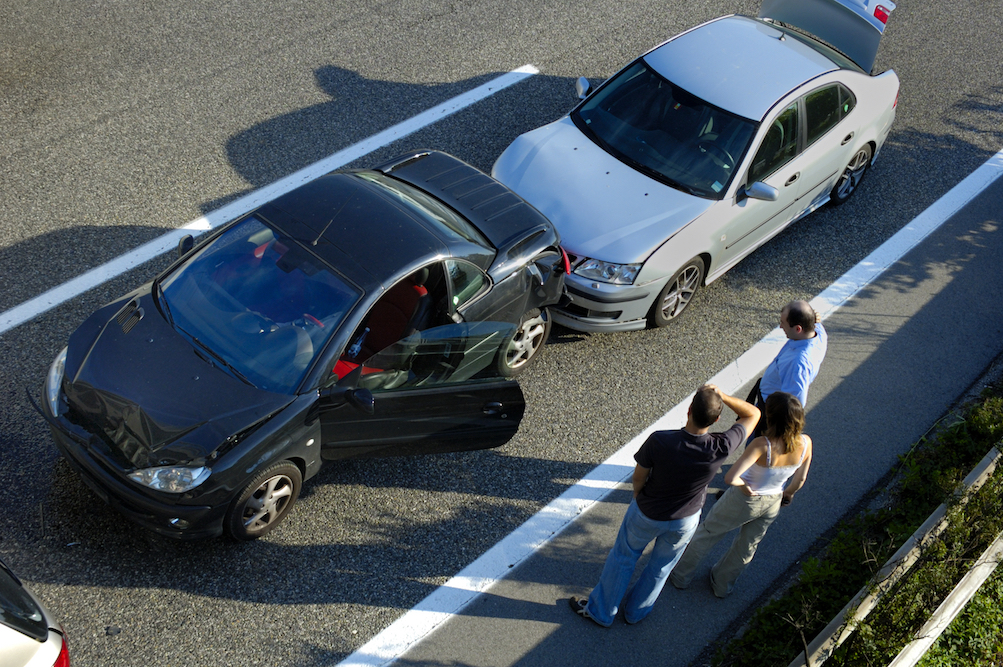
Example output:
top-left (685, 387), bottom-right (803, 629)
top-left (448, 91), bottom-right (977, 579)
top-left (493, 0), bottom-right (899, 331)
top-left (0, 559), bottom-right (70, 667)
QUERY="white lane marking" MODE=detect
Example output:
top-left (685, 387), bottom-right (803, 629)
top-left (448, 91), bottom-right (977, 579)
top-left (0, 65), bottom-right (539, 337)
top-left (339, 148), bottom-right (1003, 667)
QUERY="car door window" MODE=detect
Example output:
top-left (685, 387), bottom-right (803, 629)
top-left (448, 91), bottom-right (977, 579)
top-left (748, 103), bottom-right (799, 184)
top-left (445, 259), bottom-right (489, 311)
top-left (352, 322), bottom-right (517, 392)
top-left (805, 84), bottom-right (855, 147)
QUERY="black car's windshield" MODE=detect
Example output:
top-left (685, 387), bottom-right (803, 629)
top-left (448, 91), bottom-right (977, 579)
top-left (159, 217), bottom-right (361, 393)
top-left (572, 60), bottom-right (757, 198)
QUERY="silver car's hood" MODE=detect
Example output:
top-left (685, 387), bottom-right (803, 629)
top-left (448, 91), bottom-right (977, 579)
top-left (492, 117), bottom-right (713, 265)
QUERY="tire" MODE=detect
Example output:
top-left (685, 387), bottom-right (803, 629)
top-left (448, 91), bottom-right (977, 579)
top-left (648, 258), bottom-right (704, 328)
top-left (225, 462), bottom-right (302, 541)
top-left (830, 144), bottom-right (872, 205)
top-left (499, 308), bottom-right (552, 377)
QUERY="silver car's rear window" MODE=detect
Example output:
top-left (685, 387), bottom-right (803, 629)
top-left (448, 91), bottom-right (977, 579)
top-left (572, 60), bottom-right (757, 199)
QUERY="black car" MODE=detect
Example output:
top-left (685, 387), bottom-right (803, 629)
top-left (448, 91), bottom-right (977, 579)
top-left (37, 151), bottom-right (566, 540)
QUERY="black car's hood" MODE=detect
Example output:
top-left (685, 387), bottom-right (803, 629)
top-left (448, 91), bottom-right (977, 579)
top-left (64, 288), bottom-right (294, 469)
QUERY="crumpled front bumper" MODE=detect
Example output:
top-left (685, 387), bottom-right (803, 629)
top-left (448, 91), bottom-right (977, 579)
top-left (34, 386), bottom-right (225, 540)
top-left (549, 273), bottom-right (666, 332)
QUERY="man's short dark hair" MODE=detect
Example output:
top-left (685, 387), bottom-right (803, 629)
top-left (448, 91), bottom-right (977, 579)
top-left (691, 386), bottom-right (723, 428)
top-left (786, 300), bottom-right (817, 331)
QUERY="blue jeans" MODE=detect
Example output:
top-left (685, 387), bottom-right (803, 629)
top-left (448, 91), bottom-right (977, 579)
top-left (586, 499), bottom-right (700, 626)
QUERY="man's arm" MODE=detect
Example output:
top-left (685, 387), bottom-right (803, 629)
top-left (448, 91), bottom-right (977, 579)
top-left (707, 384), bottom-right (761, 436)
top-left (632, 464), bottom-right (650, 498)
top-left (782, 435), bottom-right (813, 505)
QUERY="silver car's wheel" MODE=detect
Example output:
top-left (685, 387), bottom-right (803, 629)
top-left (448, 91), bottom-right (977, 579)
top-left (226, 462), bottom-right (302, 541)
top-left (500, 308), bottom-right (551, 377)
top-left (831, 144), bottom-right (872, 205)
top-left (649, 258), bottom-right (704, 328)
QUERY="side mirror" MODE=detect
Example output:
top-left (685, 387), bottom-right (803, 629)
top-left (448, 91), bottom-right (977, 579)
top-left (317, 384), bottom-right (375, 415)
top-left (743, 181), bottom-right (780, 202)
top-left (346, 388), bottom-right (375, 415)
top-left (177, 234), bottom-right (194, 260)
top-left (575, 77), bottom-right (591, 100)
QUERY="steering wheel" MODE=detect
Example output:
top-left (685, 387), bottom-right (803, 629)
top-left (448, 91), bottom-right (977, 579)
top-left (303, 313), bottom-right (324, 328)
top-left (697, 142), bottom-right (735, 171)
top-left (232, 311), bottom-right (270, 334)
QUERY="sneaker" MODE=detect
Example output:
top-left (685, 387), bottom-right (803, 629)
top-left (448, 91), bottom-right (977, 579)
top-left (568, 597), bottom-right (606, 627)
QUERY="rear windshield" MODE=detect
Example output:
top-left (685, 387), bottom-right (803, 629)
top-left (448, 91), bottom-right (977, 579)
top-left (0, 562), bottom-right (47, 642)
top-left (354, 171), bottom-right (493, 249)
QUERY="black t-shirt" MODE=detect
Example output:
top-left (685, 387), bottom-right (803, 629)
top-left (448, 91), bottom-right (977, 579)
top-left (634, 423), bottom-right (747, 521)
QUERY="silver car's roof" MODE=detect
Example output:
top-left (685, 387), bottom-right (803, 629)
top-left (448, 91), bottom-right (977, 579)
top-left (644, 15), bottom-right (838, 121)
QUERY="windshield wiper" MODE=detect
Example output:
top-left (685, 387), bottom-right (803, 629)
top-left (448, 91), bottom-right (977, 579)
top-left (190, 336), bottom-right (255, 387)
top-left (575, 114), bottom-right (707, 198)
top-left (574, 113), bottom-right (617, 156)
top-left (617, 154), bottom-right (704, 197)
top-left (154, 280), bottom-right (175, 326)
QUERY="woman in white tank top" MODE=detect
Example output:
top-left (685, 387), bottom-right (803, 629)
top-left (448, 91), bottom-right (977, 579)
top-left (669, 391), bottom-right (813, 598)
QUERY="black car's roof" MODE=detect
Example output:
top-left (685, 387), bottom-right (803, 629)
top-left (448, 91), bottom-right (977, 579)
top-left (253, 151), bottom-right (557, 291)
top-left (256, 172), bottom-right (450, 290)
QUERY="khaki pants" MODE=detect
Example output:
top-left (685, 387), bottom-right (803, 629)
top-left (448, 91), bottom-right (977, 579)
top-left (668, 487), bottom-right (782, 597)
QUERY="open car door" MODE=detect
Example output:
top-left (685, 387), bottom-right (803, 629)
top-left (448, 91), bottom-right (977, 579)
top-left (317, 321), bottom-right (525, 460)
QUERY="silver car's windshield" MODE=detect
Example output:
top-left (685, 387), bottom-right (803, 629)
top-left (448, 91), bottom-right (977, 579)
top-left (159, 217), bottom-right (361, 393)
top-left (572, 60), bottom-right (757, 198)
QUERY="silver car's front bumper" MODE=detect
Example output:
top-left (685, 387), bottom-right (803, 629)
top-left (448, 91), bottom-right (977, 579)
top-left (551, 273), bottom-right (667, 332)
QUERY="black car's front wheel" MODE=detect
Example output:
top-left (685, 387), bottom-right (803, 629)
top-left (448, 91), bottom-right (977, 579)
top-left (499, 308), bottom-right (552, 377)
top-left (648, 258), bottom-right (704, 328)
top-left (226, 462), bottom-right (302, 541)
top-left (830, 144), bottom-right (872, 205)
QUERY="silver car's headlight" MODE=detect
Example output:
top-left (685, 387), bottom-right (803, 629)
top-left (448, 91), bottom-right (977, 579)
top-left (46, 347), bottom-right (68, 416)
top-left (574, 258), bottom-right (642, 285)
top-left (128, 466), bottom-right (210, 493)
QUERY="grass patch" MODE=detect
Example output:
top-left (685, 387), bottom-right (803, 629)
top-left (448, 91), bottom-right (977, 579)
top-left (711, 391), bottom-right (1003, 666)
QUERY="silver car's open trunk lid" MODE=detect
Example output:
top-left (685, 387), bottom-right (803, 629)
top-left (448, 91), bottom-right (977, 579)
top-left (759, 0), bottom-right (895, 73)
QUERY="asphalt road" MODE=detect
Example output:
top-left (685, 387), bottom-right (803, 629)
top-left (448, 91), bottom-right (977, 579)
top-left (2, 1), bottom-right (1002, 666)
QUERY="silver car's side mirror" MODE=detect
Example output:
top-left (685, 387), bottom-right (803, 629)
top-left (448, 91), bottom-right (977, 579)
top-left (177, 234), bottom-right (194, 259)
top-left (744, 182), bottom-right (779, 202)
top-left (575, 77), bottom-right (591, 100)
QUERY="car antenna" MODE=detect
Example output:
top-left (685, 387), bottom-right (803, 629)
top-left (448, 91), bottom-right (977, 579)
top-left (312, 193), bottom-right (355, 246)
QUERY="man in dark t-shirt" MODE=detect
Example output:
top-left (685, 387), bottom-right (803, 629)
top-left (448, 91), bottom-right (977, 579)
top-left (570, 384), bottom-right (760, 627)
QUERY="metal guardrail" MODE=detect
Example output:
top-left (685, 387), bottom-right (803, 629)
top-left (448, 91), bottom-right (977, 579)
top-left (888, 528), bottom-right (1003, 666)
top-left (786, 445), bottom-right (1003, 667)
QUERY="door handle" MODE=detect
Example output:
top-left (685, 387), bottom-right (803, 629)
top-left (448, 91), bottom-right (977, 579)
top-left (785, 172), bottom-right (800, 187)
top-left (841, 132), bottom-right (854, 145)
top-left (483, 401), bottom-right (503, 415)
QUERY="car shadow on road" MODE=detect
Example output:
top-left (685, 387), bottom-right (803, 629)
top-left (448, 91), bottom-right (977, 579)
top-left (8, 448), bottom-right (605, 654)
top-left (0, 225), bottom-right (177, 314)
top-left (200, 64), bottom-right (581, 214)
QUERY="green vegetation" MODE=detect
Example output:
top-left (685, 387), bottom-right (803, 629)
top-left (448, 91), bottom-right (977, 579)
top-left (712, 391), bottom-right (1003, 666)
top-left (918, 567), bottom-right (1003, 666)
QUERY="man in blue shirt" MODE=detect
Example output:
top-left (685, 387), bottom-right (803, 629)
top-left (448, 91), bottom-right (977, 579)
top-left (759, 300), bottom-right (828, 407)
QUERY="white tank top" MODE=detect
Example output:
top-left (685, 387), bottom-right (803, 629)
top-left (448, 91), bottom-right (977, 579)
top-left (740, 436), bottom-right (807, 496)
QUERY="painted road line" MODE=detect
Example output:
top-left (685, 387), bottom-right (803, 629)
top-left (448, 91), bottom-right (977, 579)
top-left (0, 65), bottom-right (539, 337)
top-left (337, 148), bottom-right (1003, 667)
